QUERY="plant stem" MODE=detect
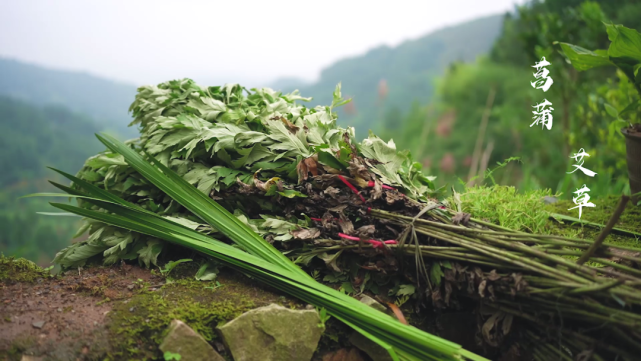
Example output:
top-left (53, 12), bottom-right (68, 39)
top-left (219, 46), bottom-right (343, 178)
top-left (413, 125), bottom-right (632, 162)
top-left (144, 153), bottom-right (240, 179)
top-left (576, 195), bottom-right (630, 266)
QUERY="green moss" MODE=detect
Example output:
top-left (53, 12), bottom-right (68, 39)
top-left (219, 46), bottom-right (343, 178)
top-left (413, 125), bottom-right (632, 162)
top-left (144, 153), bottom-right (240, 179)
top-left (457, 187), bottom-right (640, 248)
top-left (105, 269), bottom-right (303, 361)
top-left (456, 185), bottom-right (555, 234)
top-left (546, 195), bottom-right (641, 233)
top-left (0, 255), bottom-right (53, 283)
top-left (546, 195), bottom-right (641, 248)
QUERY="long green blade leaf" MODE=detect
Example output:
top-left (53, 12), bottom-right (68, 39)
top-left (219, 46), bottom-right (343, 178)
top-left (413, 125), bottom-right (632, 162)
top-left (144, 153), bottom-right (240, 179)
top-left (42, 134), bottom-right (486, 361)
top-left (95, 133), bottom-right (308, 278)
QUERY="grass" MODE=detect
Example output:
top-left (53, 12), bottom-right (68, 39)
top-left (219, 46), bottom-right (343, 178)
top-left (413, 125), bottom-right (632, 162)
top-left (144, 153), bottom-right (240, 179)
top-left (547, 195), bottom-right (641, 249)
top-left (0, 255), bottom-right (54, 283)
top-left (454, 185), bottom-right (640, 250)
top-left (454, 185), bottom-right (556, 234)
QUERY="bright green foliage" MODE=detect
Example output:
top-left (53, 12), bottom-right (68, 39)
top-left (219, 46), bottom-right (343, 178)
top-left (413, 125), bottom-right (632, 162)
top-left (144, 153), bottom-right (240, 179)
top-left (386, 59), bottom-right (548, 190)
top-left (59, 80), bottom-right (436, 268)
top-left (160, 258), bottom-right (192, 276)
top-left (0, 96), bottom-right (109, 263)
top-left (194, 262), bottom-right (219, 281)
top-left (0, 255), bottom-right (54, 283)
top-left (387, 1), bottom-right (641, 198)
top-left (561, 23), bottom-right (641, 105)
top-left (163, 351), bottom-right (181, 361)
top-left (454, 185), bottom-right (557, 234)
top-left (42, 135), bottom-right (483, 361)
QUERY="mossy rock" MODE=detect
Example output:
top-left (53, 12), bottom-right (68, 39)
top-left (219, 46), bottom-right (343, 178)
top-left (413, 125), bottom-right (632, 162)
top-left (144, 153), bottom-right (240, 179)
top-left (217, 303), bottom-right (324, 361)
top-left (0, 260), bottom-right (348, 361)
top-left (0, 256), bottom-right (54, 284)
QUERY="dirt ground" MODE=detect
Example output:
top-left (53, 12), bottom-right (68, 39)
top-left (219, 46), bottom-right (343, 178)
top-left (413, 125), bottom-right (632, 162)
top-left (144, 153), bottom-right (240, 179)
top-left (0, 262), bottom-right (163, 360)
top-left (0, 260), bottom-right (378, 361)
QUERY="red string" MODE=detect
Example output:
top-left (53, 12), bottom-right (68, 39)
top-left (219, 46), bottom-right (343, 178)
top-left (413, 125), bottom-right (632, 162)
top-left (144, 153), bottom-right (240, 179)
top-left (338, 175), bottom-right (366, 202)
top-left (366, 180), bottom-right (395, 190)
top-left (337, 233), bottom-right (398, 249)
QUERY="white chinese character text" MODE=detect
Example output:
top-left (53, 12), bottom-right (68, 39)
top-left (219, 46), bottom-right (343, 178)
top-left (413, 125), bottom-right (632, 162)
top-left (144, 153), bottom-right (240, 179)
top-left (531, 57), bottom-right (554, 92)
top-left (531, 99), bottom-right (554, 130)
top-left (569, 185), bottom-right (595, 220)
top-left (567, 148), bottom-right (597, 177)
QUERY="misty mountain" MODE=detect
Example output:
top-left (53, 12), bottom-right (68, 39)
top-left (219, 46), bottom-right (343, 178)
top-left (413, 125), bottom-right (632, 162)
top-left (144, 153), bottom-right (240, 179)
top-left (0, 58), bottom-right (138, 138)
top-left (271, 14), bottom-right (504, 138)
top-left (0, 96), bottom-right (103, 187)
top-left (0, 13), bottom-right (503, 141)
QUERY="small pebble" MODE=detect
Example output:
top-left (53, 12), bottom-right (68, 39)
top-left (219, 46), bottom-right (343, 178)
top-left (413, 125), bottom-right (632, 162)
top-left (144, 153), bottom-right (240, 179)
top-left (129, 307), bottom-right (135, 312)
top-left (32, 320), bottom-right (45, 329)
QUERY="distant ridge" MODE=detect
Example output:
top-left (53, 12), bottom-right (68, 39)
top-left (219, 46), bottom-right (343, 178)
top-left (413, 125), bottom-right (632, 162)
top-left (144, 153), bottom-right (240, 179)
top-left (272, 14), bottom-right (504, 138)
top-left (0, 57), bottom-right (138, 137)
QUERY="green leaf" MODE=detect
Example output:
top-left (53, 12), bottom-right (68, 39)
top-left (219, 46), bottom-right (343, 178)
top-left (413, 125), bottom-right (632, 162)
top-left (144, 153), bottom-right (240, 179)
top-left (137, 239), bottom-right (164, 268)
top-left (396, 284), bottom-right (416, 297)
top-left (277, 189), bottom-right (308, 198)
top-left (559, 43), bottom-right (611, 71)
top-left (195, 262), bottom-right (219, 281)
top-left (265, 119), bottom-right (312, 158)
top-left (96, 133), bottom-right (307, 276)
top-left (163, 216), bottom-right (203, 230)
top-left (316, 147), bottom-right (348, 170)
top-left (604, 103), bottom-right (619, 118)
top-left (605, 23), bottom-right (641, 62)
top-left (430, 263), bottom-right (444, 287)
top-left (340, 282), bottom-right (356, 295)
top-left (46, 183), bottom-right (476, 361)
top-left (187, 96), bottom-right (226, 121)
top-left (160, 258), bottom-right (192, 275)
top-left (359, 133), bottom-right (406, 186)
top-left (331, 83), bottom-right (352, 110)
top-left (232, 143), bottom-right (275, 168)
top-left (619, 100), bottom-right (641, 118)
top-left (85, 153), bottom-right (128, 168)
top-left (36, 212), bottom-right (80, 217)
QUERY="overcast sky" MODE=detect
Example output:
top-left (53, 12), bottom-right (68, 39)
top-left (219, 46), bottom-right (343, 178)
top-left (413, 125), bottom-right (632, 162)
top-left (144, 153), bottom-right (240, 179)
top-left (0, 0), bottom-right (524, 87)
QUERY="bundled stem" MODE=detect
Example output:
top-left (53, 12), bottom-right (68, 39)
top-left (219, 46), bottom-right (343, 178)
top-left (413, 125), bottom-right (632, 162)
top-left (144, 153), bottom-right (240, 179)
top-left (369, 207), bottom-right (641, 359)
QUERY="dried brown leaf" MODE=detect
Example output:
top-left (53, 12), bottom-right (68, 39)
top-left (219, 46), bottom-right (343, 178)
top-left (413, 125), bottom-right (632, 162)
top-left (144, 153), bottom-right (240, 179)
top-left (304, 157), bottom-right (319, 176)
top-left (291, 228), bottom-right (321, 240)
top-left (452, 212), bottom-right (471, 226)
top-left (487, 270), bottom-right (501, 281)
top-left (338, 220), bottom-right (354, 235)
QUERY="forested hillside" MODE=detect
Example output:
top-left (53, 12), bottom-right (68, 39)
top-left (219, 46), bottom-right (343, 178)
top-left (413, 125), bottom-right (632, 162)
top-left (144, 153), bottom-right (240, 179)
top-left (387, 0), bottom-right (641, 197)
top-left (275, 14), bottom-right (503, 138)
top-left (0, 96), bottom-right (103, 187)
top-left (0, 97), bottom-right (104, 263)
top-left (0, 58), bottom-right (137, 137)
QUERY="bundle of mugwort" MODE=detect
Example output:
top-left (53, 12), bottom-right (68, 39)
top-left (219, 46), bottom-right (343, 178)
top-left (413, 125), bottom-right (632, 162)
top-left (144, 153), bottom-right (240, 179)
top-left (43, 79), bottom-right (641, 360)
